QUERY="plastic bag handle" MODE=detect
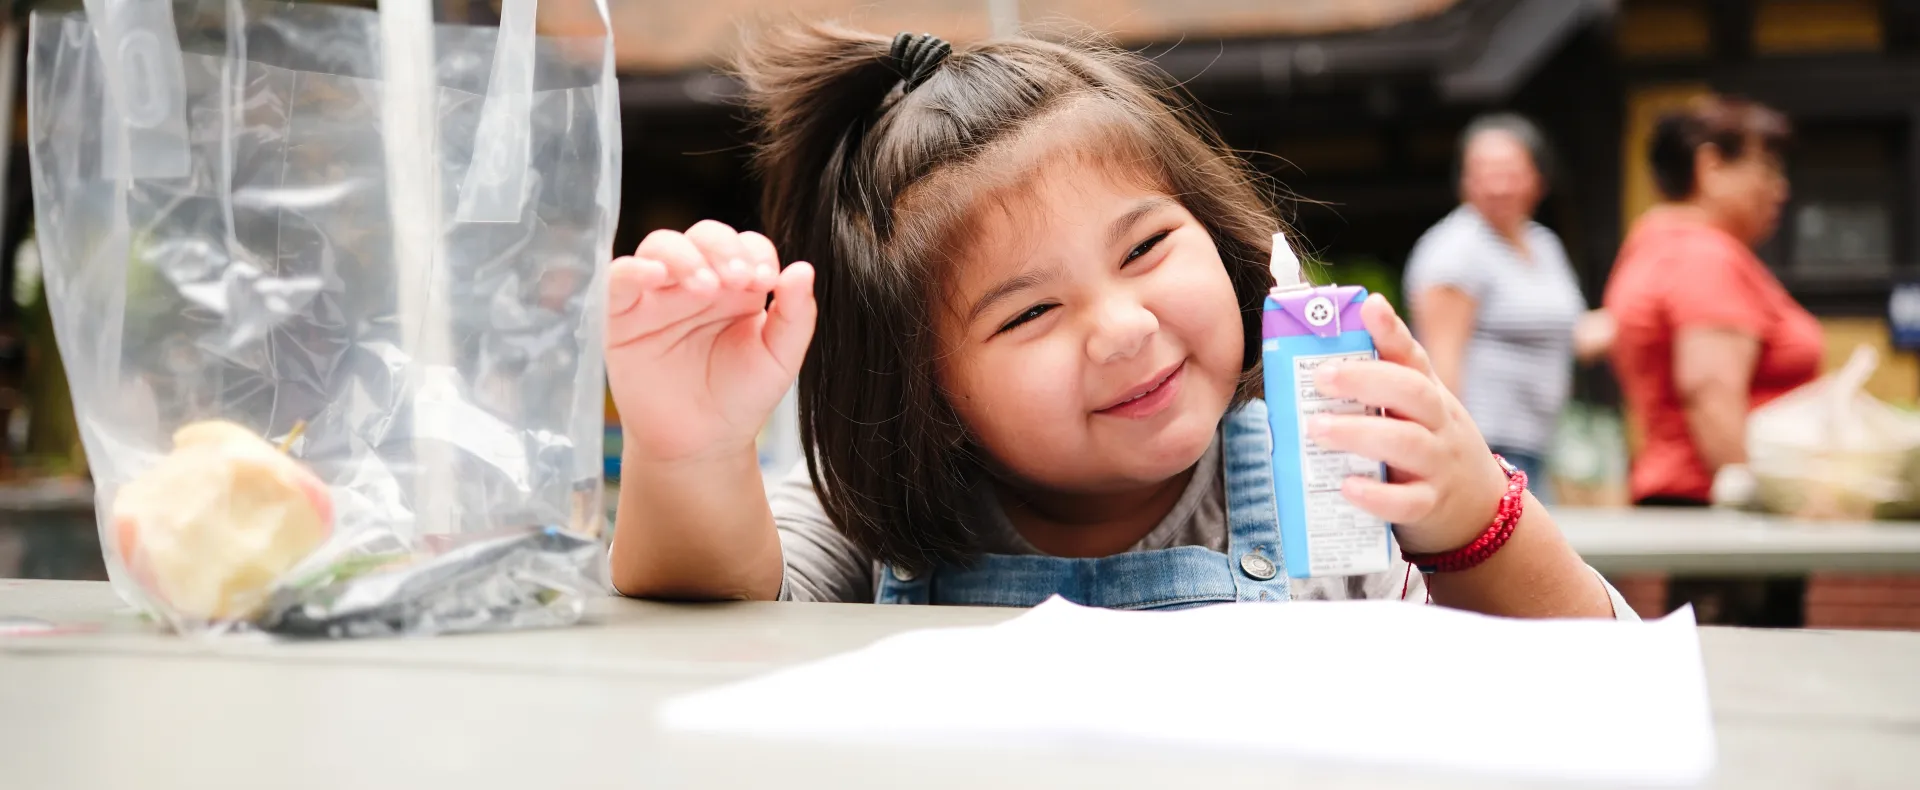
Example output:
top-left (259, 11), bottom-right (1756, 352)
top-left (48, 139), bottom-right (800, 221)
top-left (1833, 344), bottom-right (1878, 399)
top-left (1823, 344), bottom-right (1880, 440)
top-left (454, 0), bottom-right (538, 223)
top-left (82, 0), bottom-right (190, 180)
top-left (456, 0), bottom-right (614, 223)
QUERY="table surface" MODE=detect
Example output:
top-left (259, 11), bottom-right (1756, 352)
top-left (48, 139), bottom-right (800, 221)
top-left (11, 485), bottom-right (1920, 576)
top-left (3, 580), bottom-right (1920, 790)
top-left (1554, 507), bottom-right (1920, 574)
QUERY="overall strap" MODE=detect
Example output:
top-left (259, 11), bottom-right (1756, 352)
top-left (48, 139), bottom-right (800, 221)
top-left (1222, 400), bottom-right (1291, 602)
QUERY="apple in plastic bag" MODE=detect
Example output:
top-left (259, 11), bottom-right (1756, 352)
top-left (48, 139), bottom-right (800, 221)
top-left (111, 421), bottom-right (334, 622)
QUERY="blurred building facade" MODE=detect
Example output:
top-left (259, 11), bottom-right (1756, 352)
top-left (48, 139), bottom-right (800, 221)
top-left (597, 0), bottom-right (1920, 407)
top-left (4, 0), bottom-right (1917, 469)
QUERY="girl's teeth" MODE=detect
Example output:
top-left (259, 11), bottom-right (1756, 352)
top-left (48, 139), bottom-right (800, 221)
top-left (1117, 372), bottom-right (1169, 406)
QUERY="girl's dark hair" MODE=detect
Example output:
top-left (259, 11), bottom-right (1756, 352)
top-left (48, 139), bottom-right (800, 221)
top-left (737, 23), bottom-right (1283, 573)
top-left (1649, 95), bottom-right (1791, 200)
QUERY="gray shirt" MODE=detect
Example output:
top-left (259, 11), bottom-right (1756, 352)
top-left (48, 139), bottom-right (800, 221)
top-left (770, 433), bottom-right (1634, 619)
top-left (1405, 206), bottom-right (1586, 455)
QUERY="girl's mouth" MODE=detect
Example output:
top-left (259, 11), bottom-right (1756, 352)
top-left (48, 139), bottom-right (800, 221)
top-left (1095, 361), bottom-right (1185, 419)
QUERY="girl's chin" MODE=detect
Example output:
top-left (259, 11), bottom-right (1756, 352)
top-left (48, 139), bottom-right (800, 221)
top-left (1102, 410), bottom-right (1223, 480)
top-left (987, 390), bottom-right (1233, 489)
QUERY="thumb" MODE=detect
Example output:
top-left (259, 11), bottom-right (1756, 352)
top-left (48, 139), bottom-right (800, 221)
top-left (1359, 293), bottom-right (1435, 380)
top-left (763, 262), bottom-right (817, 375)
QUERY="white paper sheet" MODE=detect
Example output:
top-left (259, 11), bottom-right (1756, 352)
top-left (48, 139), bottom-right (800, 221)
top-left (659, 598), bottom-right (1716, 786)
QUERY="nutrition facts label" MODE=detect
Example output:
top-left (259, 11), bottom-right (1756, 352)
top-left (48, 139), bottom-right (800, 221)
top-left (1291, 351), bottom-right (1390, 574)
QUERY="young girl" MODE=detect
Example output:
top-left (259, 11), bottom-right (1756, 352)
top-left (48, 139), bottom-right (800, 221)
top-left (604, 24), bottom-right (1631, 619)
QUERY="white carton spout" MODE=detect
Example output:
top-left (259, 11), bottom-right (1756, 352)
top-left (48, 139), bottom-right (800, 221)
top-left (1270, 231), bottom-right (1304, 291)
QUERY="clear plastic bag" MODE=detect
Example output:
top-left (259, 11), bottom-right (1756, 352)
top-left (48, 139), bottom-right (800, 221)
top-left (27, 0), bottom-right (621, 635)
top-left (1742, 346), bottom-right (1920, 520)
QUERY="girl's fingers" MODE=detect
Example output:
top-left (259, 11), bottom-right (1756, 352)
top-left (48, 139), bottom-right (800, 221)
top-left (606, 256), bottom-right (668, 317)
top-left (685, 220), bottom-right (754, 291)
top-left (739, 231), bottom-right (782, 291)
top-left (615, 223), bottom-right (805, 377)
top-left (636, 230), bottom-right (718, 293)
top-left (1308, 413), bottom-right (1444, 479)
top-left (1312, 360), bottom-right (1449, 431)
top-left (1340, 476), bottom-right (1438, 525)
top-left (1360, 294), bottom-right (1435, 380)
top-left (763, 262), bottom-right (818, 374)
top-left (607, 255), bottom-right (730, 346)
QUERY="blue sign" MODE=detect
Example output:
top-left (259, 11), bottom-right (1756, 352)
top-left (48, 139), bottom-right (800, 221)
top-left (1891, 281), bottom-right (1920, 350)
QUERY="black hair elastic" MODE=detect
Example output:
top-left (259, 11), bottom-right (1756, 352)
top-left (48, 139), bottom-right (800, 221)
top-left (889, 32), bottom-right (952, 92)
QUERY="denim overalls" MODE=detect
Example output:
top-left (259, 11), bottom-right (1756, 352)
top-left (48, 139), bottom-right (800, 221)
top-left (876, 401), bottom-right (1292, 608)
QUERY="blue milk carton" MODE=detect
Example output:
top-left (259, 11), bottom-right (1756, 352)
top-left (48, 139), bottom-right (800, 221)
top-left (1260, 234), bottom-right (1392, 578)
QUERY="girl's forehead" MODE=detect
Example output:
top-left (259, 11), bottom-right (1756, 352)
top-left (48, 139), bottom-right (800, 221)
top-left (963, 144), bottom-right (1171, 224)
top-left (954, 157), bottom-right (1169, 257)
top-left (892, 101), bottom-right (1179, 299)
top-left (900, 98), bottom-right (1163, 217)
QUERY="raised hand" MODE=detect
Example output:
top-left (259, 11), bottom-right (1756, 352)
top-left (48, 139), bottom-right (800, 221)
top-left (605, 221), bottom-right (816, 464)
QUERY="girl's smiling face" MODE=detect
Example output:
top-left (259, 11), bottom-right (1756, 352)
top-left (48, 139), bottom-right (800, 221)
top-left (936, 157), bottom-right (1246, 494)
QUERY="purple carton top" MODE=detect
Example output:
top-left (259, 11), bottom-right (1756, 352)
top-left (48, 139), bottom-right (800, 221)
top-left (1262, 284), bottom-right (1369, 340)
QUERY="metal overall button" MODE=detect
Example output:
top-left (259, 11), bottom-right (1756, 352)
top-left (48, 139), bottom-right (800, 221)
top-left (890, 565), bottom-right (918, 583)
top-left (1239, 553), bottom-right (1277, 581)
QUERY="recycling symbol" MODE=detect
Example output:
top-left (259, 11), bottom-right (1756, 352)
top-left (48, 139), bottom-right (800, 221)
top-left (1303, 296), bottom-right (1337, 328)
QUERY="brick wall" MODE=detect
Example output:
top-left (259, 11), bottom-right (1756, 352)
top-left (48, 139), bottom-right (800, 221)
top-left (1804, 574), bottom-right (1920, 630)
top-left (1605, 572), bottom-right (1920, 630)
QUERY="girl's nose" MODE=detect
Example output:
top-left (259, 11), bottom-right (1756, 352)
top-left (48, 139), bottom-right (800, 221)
top-left (1086, 298), bottom-right (1158, 364)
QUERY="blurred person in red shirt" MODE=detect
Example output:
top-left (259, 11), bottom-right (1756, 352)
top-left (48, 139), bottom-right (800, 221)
top-left (1604, 96), bottom-right (1823, 625)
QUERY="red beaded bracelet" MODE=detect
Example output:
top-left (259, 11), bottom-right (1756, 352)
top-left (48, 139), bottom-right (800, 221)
top-left (1402, 455), bottom-right (1527, 574)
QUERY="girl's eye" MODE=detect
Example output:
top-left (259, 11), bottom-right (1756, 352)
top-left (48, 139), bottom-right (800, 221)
top-left (998, 304), bottom-right (1055, 334)
top-left (1125, 230), bottom-right (1172, 265)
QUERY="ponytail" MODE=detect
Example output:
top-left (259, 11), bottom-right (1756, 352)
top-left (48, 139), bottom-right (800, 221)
top-left (738, 24), bottom-right (976, 572)
top-left (736, 24), bottom-right (898, 265)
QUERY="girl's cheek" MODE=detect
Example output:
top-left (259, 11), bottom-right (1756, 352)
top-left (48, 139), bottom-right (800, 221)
top-left (1167, 264), bottom-right (1247, 383)
top-left (954, 341), bottom-right (1076, 415)
top-left (1155, 261), bottom-right (1239, 338)
top-left (1001, 340), bottom-right (1080, 402)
